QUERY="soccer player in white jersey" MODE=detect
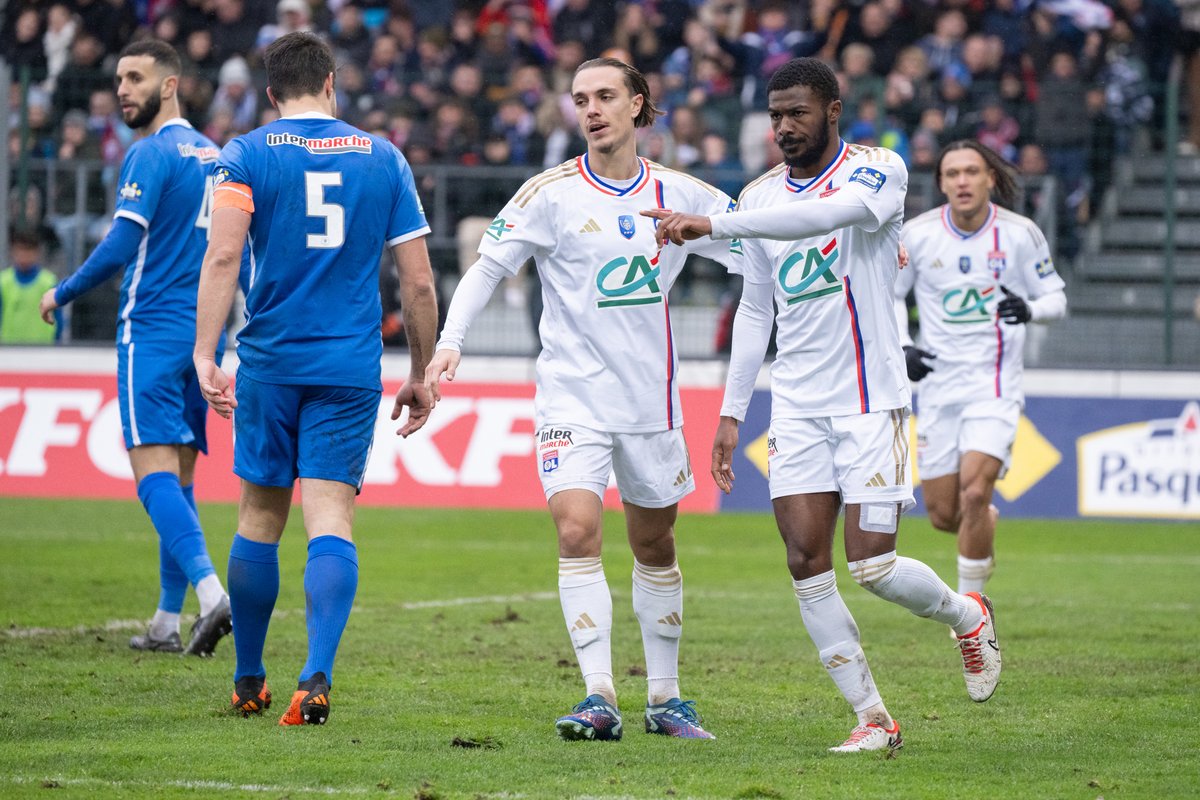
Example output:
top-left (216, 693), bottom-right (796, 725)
top-left (425, 57), bottom-right (735, 742)
top-left (894, 141), bottom-right (1066, 597)
top-left (645, 58), bottom-right (1001, 754)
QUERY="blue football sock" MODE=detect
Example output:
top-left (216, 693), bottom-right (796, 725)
top-left (137, 472), bottom-right (216, 587)
top-left (156, 483), bottom-right (198, 614)
top-left (181, 483), bottom-right (198, 517)
top-left (228, 534), bottom-right (280, 681)
top-left (158, 538), bottom-right (187, 614)
top-left (299, 536), bottom-right (358, 685)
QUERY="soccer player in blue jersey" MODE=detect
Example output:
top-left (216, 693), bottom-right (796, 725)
top-left (193, 31), bottom-right (438, 726)
top-left (39, 40), bottom-right (234, 657)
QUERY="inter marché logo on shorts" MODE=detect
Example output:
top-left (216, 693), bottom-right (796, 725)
top-left (1077, 401), bottom-right (1200, 519)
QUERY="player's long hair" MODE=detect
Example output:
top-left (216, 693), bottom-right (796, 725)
top-left (118, 39), bottom-right (182, 77)
top-left (264, 32), bottom-right (335, 104)
top-left (935, 140), bottom-right (1019, 210)
top-left (574, 57), bottom-right (662, 128)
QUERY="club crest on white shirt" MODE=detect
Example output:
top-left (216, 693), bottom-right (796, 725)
top-left (618, 214), bottom-right (635, 239)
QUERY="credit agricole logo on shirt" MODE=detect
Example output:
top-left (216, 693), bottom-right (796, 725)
top-left (485, 217), bottom-right (514, 241)
top-left (941, 285), bottom-right (997, 324)
top-left (778, 237), bottom-right (840, 305)
top-left (595, 253), bottom-right (662, 308)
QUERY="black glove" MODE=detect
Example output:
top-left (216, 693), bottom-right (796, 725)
top-left (903, 345), bottom-right (936, 382)
top-left (997, 284), bottom-right (1031, 324)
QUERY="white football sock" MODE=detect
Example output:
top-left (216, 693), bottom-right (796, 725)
top-left (149, 609), bottom-right (180, 640)
top-left (195, 574), bottom-right (226, 616)
top-left (957, 555), bottom-right (995, 595)
top-left (849, 552), bottom-right (983, 636)
top-left (793, 571), bottom-right (883, 715)
top-left (559, 557), bottom-right (615, 703)
top-left (632, 560), bottom-right (683, 705)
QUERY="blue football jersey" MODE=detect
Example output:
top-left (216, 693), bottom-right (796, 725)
top-left (216, 113), bottom-right (429, 390)
top-left (112, 119), bottom-right (221, 344)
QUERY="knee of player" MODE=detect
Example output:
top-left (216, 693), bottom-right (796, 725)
top-left (557, 522), bottom-right (603, 556)
top-left (784, 546), bottom-right (831, 580)
top-left (959, 481), bottom-right (994, 513)
top-left (928, 505), bottom-right (960, 532)
top-left (925, 498), bottom-right (960, 532)
top-left (848, 551), bottom-right (898, 589)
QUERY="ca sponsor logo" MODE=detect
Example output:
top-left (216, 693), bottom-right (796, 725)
top-left (595, 254), bottom-right (663, 308)
top-left (119, 182), bottom-right (142, 201)
top-left (778, 237), bottom-right (841, 305)
top-left (1077, 401), bottom-right (1200, 519)
top-left (941, 286), bottom-right (996, 324)
top-left (485, 217), bottom-right (514, 241)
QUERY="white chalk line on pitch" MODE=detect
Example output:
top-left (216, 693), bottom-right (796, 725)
top-left (5, 777), bottom-right (662, 800)
top-left (0, 591), bottom-right (561, 640)
top-left (6, 776), bottom-right (672, 799)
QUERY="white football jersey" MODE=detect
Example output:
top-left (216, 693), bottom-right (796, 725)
top-left (732, 141), bottom-right (911, 418)
top-left (897, 203), bottom-right (1066, 406)
top-left (478, 155), bottom-right (735, 432)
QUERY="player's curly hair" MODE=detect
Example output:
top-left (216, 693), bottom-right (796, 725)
top-left (118, 39), bottom-right (182, 77)
top-left (766, 57), bottom-right (840, 106)
top-left (935, 140), bottom-right (1019, 209)
top-left (574, 57), bottom-right (662, 128)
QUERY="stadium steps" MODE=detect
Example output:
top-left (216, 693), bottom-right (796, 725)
top-left (1066, 281), bottom-right (1199, 316)
top-left (1125, 154), bottom-right (1200, 182)
top-left (1100, 219), bottom-right (1200, 250)
top-left (1033, 315), bottom-right (1200, 368)
top-left (1045, 148), bottom-right (1200, 368)
top-left (1115, 186), bottom-right (1200, 217)
top-left (1077, 253), bottom-right (1200, 283)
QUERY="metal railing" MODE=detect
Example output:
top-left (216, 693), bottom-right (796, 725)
top-left (4, 157), bottom-right (1063, 355)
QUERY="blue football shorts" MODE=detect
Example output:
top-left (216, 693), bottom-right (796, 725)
top-left (117, 338), bottom-right (222, 452)
top-left (232, 371), bottom-right (381, 490)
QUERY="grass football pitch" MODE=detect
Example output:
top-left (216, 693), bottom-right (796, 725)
top-left (0, 497), bottom-right (1196, 799)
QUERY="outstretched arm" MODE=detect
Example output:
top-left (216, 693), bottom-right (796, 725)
top-left (389, 236), bottom-right (439, 438)
top-left (423, 255), bottom-right (509, 402)
top-left (39, 216), bottom-right (144, 322)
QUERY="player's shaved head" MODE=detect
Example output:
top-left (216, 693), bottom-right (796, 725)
top-left (767, 57), bottom-right (839, 107)
top-left (118, 39), bottom-right (182, 78)
top-left (265, 32), bottom-right (335, 104)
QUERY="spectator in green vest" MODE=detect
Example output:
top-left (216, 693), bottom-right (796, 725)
top-left (0, 229), bottom-right (60, 344)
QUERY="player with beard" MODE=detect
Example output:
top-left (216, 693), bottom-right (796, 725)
top-left (40, 39), bottom-right (235, 657)
top-left (644, 58), bottom-right (1001, 753)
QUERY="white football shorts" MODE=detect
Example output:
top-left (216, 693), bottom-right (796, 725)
top-left (768, 408), bottom-right (914, 509)
top-left (916, 398), bottom-right (1020, 481)
top-left (535, 424), bottom-right (694, 508)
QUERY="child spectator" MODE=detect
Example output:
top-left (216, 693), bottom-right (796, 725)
top-left (1, 229), bottom-right (59, 344)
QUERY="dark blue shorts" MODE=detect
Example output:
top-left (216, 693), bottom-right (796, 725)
top-left (117, 338), bottom-right (217, 452)
top-left (232, 371), bottom-right (381, 490)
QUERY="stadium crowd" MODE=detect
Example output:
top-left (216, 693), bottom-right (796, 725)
top-left (0, 0), bottom-right (1190, 298)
